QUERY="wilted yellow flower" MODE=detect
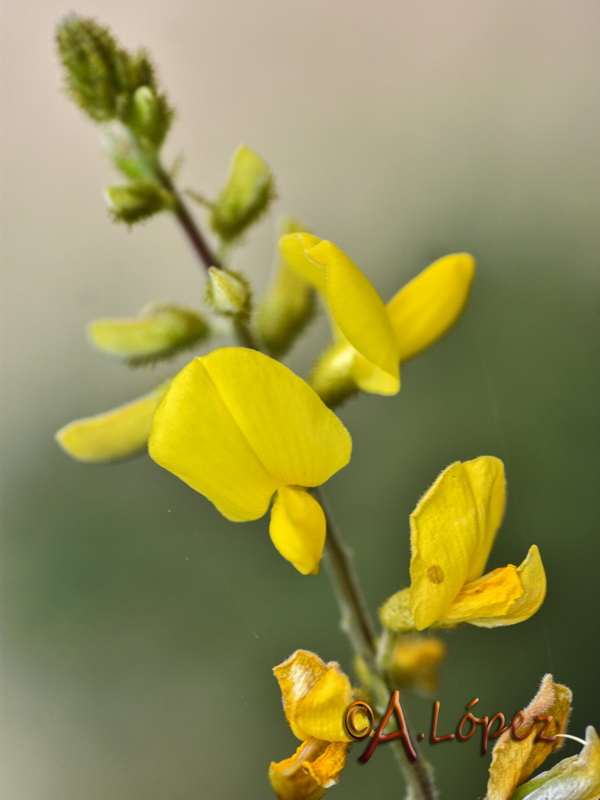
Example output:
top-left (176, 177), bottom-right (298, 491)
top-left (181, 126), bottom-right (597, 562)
top-left (149, 348), bottom-right (351, 574)
top-left (484, 673), bottom-right (598, 800)
top-left (380, 456), bottom-right (546, 631)
top-left (279, 233), bottom-right (475, 403)
top-left (269, 650), bottom-right (357, 800)
top-left (56, 381), bottom-right (170, 463)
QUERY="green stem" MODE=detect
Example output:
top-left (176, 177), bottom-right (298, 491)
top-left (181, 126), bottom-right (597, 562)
top-left (316, 490), bottom-right (437, 800)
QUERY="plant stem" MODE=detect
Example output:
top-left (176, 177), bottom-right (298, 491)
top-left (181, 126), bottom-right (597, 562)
top-left (157, 166), bottom-right (222, 271)
top-left (316, 490), bottom-right (437, 800)
top-left (157, 164), bottom-right (261, 350)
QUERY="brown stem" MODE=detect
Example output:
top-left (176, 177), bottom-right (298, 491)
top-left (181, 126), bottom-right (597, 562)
top-left (157, 166), bottom-right (222, 271)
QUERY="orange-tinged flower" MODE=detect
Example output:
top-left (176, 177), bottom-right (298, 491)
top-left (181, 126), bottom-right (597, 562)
top-left (269, 651), bottom-right (360, 800)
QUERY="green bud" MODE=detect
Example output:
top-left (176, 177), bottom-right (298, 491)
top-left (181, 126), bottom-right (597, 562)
top-left (210, 146), bottom-right (275, 243)
top-left (56, 14), bottom-right (172, 144)
top-left (87, 303), bottom-right (210, 365)
top-left (206, 268), bottom-right (252, 318)
top-left (257, 218), bottom-right (316, 356)
top-left (104, 181), bottom-right (173, 224)
top-left (100, 125), bottom-right (151, 181)
top-left (310, 343), bottom-right (358, 408)
top-left (130, 85), bottom-right (173, 147)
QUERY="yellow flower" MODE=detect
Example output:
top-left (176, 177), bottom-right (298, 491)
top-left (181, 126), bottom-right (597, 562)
top-left (279, 233), bottom-right (475, 403)
top-left (148, 348), bottom-right (351, 574)
top-left (55, 381), bottom-right (170, 463)
top-left (269, 650), bottom-right (357, 800)
top-left (380, 456), bottom-right (546, 631)
top-left (485, 674), bottom-right (599, 800)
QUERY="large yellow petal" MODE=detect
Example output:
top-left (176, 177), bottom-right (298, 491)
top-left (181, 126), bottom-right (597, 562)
top-left (462, 456), bottom-right (506, 581)
top-left (409, 462), bottom-right (482, 629)
top-left (486, 674), bottom-right (572, 800)
top-left (149, 349), bottom-right (351, 522)
top-left (387, 253), bottom-right (475, 362)
top-left (270, 487), bottom-right (326, 575)
top-left (269, 738), bottom-right (349, 800)
top-left (273, 651), bottom-right (353, 743)
top-left (56, 382), bottom-right (169, 463)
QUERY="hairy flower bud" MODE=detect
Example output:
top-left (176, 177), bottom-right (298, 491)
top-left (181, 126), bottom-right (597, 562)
top-left (206, 267), bottom-right (252, 318)
top-left (104, 181), bottom-right (173, 223)
top-left (210, 146), bottom-right (275, 243)
top-left (87, 303), bottom-right (210, 364)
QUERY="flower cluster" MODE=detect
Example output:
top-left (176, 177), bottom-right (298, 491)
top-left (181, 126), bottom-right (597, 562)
top-left (53, 16), bottom-right (592, 800)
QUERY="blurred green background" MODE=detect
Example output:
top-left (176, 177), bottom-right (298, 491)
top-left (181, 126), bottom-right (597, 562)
top-left (1, 1), bottom-right (599, 798)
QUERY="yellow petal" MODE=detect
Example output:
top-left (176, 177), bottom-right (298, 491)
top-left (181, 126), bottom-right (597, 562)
top-left (273, 651), bottom-right (353, 743)
top-left (55, 382), bottom-right (169, 463)
top-left (441, 564), bottom-right (525, 624)
top-left (391, 635), bottom-right (447, 694)
top-left (149, 348), bottom-right (351, 522)
top-left (510, 726), bottom-right (600, 800)
top-left (278, 233), bottom-right (326, 291)
top-left (486, 674), bottom-right (573, 800)
top-left (309, 240), bottom-right (400, 395)
top-left (269, 738), bottom-right (349, 800)
top-left (280, 234), bottom-right (400, 396)
top-left (468, 545), bottom-right (546, 628)
top-left (462, 456), bottom-right (506, 581)
top-left (408, 457), bottom-right (505, 630)
top-left (270, 487), bottom-right (326, 575)
top-left (387, 253), bottom-right (475, 362)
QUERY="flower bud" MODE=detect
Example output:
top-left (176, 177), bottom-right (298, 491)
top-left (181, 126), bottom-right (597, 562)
top-left (87, 304), bottom-right (209, 364)
top-left (206, 267), bottom-right (252, 318)
top-left (104, 181), bottom-right (173, 224)
top-left (130, 85), bottom-right (172, 147)
top-left (257, 218), bottom-right (316, 357)
top-left (310, 343), bottom-right (357, 408)
top-left (210, 146), bottom-right (275, 243)
top-left (55, 381), bottom-right (169, 463)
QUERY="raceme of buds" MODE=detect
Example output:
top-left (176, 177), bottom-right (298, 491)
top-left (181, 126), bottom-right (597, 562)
top-left (104, 181), bottom-right (173, 224)
top-left (206, 268), bottom-right (252, 318)
top-left (55, 14), bottom-right (172, 141)
top-left (258, 218), bottom-right (316, 357)
top-left (210, 145), bottom-right (275, 243)
top-left (56, 381), bottom-right (170, 463)
top-left (380, 457), bottom-right (546, 632)
top-left (87, 303), bottom-right (210, 364)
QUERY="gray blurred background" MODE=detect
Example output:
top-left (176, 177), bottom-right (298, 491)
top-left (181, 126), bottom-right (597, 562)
top-left (1, 1), bottom-right (599, 798)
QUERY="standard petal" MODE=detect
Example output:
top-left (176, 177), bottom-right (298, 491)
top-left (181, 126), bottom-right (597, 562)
top-left (199, 348), bottom-right (352, 489)
top-left (308, 240), bottom-right (400, 395)
top-left (387, 253), bottom-right (475, 362)
top-left (149, 356), bottom-right (276, 522)
top-left (269, 738), bottom-right (349, 800)
top-left (270, 487), bottom-right (326, 575)
top-left (149, 349), bottom-right (351, 522)
top-left (56, 382), bottom-right (169, 463)
top-left (486, 675), bottom-right (572, 800)
top-left (462, 456), bottom-right (506, 581)
top-left (409, 462), bottom-right (483, 630)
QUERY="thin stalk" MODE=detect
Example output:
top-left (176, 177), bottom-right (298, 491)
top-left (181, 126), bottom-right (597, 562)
top-left (316, 490), bottom-right (437, 800)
